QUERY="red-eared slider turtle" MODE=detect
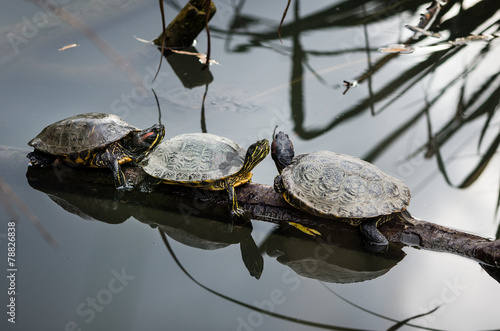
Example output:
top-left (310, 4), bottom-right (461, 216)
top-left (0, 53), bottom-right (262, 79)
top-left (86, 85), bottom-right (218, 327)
top-left (141, 133), bottom-right (270, 217)
top-left (28, 113), bottom-right (165, 189)
top-left (271, 131), bottom-right (413, 247)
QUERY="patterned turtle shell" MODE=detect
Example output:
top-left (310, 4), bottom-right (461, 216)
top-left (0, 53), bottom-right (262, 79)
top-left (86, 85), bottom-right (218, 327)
top-left (142, 133), bottom-right (247, 183)
top-left (281, 151), bottom-right (411, 219)
top-left (28, 113), bottom-right (140, 155)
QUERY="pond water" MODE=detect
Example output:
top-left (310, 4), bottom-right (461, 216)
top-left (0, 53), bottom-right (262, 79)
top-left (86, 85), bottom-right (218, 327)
top-left (1, 0), bottom-right (500, 330)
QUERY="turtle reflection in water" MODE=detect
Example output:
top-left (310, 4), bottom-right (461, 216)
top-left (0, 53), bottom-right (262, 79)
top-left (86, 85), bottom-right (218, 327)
top-left (27, 113), bottom-right (165, 189)
top-left (140, 133), bottom-right (270, 217)
top-left (271, 131), bottom-right (414, 248)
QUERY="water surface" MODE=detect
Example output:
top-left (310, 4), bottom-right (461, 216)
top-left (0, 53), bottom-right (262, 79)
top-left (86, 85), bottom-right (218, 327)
top-left (1, 0), bottom-right (500, 330)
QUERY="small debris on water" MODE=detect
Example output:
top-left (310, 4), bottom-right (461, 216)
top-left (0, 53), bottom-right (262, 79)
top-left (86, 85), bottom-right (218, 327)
top-left (448, 34), bottom-right (497, 46)
top-left (343, 80), bottom-right (358, 95)
top-left (378, 44), bottom-right (414, 54)
top-left (58, 43), bottom-right (79, 51)
top-left (405, 25), bottom-right (441, 38)
top-left (133, 35), bottom-right (154, 44)
top-left (168, 48), bottom-right (220, 65)
top-left (409, 1), bottom-right (446, 40)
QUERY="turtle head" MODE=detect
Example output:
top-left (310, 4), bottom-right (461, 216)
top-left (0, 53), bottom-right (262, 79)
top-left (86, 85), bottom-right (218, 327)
top-left (132, 89), bottom-right (166, 156)
top-left (241, 139), bottom-right (270, 173)
top-left (271, 131), bottom-right (294, 174)
top-left (129, 124), bottom-right (165, 157)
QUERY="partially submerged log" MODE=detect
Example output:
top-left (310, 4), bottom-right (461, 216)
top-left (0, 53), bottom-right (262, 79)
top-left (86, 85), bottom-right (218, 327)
top-left (21, 160), bottom-right (500, 269)
top-left (153, 0), bottom-right (216, 48)
top-left (152, 0), bottom-right (216, 88)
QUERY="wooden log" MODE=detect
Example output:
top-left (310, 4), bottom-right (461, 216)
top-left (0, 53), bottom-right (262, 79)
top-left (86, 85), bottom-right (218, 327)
top-left (153, 0), bottom-right (217, 48)
top-left (18, 156), bottom-right (500, 269)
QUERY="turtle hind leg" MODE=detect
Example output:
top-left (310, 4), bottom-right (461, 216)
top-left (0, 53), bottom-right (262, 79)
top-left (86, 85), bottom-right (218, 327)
top-left (27, 150), bottom-right (57, 166)
top-left (360, 217), bottom-right (389, 248)
top-left (139, 175), bottom-right (162, 193)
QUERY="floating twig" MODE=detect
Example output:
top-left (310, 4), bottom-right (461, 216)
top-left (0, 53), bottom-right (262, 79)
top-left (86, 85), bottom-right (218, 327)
top-left (405, 25), bottom-right (441, 38)
top-left (378, 44), bottom-right (414, 54)
top-left (168, 48), bottom-right (219, 65)
top-left (409, 1), bottom-right (446, 40)
top-left (449, 34), bottom-right (497, 46)
top-left (58, 43), bottom-right (79, 51)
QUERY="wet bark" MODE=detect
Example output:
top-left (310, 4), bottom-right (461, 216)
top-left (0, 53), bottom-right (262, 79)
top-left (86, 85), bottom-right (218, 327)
top-left (235, 183), bottom-right (500, 267)
top-left (153, 0), bottom-right (216, 48)
top-left (82, 165), bottom-right (500, 267)
top-left (5, 142), bottom-right (498, 268)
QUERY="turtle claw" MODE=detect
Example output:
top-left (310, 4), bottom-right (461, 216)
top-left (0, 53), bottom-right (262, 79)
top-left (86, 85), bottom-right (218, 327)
top-left (231, 207), bottom-right (246, 218)
top-left (360, 218), bottom-right (389, 246)
top-left (117, 183), bottom-right (134, 191)
top-left (27, 151), bottom-right (57, 167)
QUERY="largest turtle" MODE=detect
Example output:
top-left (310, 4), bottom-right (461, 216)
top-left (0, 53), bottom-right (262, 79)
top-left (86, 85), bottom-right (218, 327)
top-left (271, 131), bottom-right (413, 247)
top-left (28, 113), bottom-right (165, 189)
top-left (140, 133), bottom-right (270, 217)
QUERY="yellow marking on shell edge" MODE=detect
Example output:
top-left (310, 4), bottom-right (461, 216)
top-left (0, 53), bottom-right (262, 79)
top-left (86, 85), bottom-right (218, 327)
top-left (61, 154), bottom-right (87, 166)
top-left (161, 171), bottom-right (253, 191)
top-left (232, 171), bottom-right (253, 187)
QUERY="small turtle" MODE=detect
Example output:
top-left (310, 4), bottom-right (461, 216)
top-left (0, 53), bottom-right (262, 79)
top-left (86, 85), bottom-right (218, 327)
top-left (141, 133), bottom-right (270, 216)
top-left (271, 131), bottom-right (413, 247)
top-left (28, 113), bottom-right (165, 189)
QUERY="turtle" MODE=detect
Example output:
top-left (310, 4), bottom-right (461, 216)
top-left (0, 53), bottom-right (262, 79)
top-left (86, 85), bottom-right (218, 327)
top-left (27, 113), bottom-right (165, 189)
top-left (140, 133), bottom-right (270, 217)
top-left (271, 131), bottom-right (413, 247)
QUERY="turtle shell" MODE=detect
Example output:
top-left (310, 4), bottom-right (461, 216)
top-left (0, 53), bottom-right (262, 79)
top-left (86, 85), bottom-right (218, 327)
top-left (142, 133), bottom-right (246, 182)
top-left (28, 113), bottom-right (139, 155)
top-left (281, 151), bottom-right (410, 218)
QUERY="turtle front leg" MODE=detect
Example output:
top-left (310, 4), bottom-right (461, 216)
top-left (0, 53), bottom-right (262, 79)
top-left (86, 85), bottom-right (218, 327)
top-left (360, 217), bottom-right (389, 247)
top-left (27, 150), bottom-right (57, 166)
top-left (109, 158), bottom-right (131, 190)
top-left (227, 183), bottom-right (245, 217)
top-left (99, 149), bottom-right (131, 190)
top-left (273, 175), bottom-right (285, 194)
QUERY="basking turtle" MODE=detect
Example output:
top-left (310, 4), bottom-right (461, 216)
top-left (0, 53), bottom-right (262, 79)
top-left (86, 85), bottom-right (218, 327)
top-left (28, 113), bottom-right (165, 189)
top-left (141, 133), bottom-right (270, 217)
top-left (271, 131), bottom-right (413, 247)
